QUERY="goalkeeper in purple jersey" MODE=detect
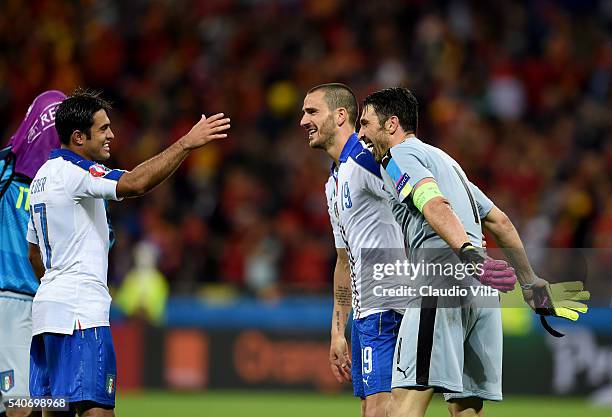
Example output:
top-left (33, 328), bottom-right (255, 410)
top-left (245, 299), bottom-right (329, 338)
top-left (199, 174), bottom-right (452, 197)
top-left (0, 90), bottom-right (66, 417)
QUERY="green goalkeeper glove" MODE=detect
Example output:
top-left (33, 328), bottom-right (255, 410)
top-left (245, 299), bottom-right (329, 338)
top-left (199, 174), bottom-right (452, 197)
top-left (533, 280), bottom-right (589, 320)
top-left (523, 280), bottom-right (590, 337)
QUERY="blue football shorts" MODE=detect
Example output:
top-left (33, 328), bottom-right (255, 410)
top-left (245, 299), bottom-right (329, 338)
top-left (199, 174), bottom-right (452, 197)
top-left (351, 310), bottom-right (402, 398)
top-left (30, 326), bottom-right (117, 408)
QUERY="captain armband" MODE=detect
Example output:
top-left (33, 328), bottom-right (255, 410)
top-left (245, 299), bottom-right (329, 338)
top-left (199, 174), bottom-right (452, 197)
top-left (413, 181), bottom-right (444, 212)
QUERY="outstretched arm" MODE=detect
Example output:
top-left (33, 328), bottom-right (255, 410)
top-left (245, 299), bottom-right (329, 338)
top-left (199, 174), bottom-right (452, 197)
top-left (116, 113), bottom-right (230, 198)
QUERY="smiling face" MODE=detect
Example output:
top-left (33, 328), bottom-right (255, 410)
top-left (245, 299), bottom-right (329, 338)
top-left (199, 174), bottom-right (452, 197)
top-left (300, 90), bottom-right (337, 151)
top-left (358, 104), bottom-right (390, 163)
top-left (81, 109), bottom-right (114, 161)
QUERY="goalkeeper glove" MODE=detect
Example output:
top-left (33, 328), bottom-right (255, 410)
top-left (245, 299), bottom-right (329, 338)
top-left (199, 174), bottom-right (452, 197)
top-left (523, 280), bottom-right (590, 337)
top-left (479, 258), bottom-right (517, 292)
top-left (458, 243), bottom-right (517, 292)
top-left (531, 280), bottom-right (589, 321)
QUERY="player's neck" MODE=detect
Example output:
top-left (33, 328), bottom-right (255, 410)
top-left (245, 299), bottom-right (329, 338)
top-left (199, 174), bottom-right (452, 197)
top-left (327, 129), bottom-right (354, 164)
top-left (389, 132), bottom-right (416, 148)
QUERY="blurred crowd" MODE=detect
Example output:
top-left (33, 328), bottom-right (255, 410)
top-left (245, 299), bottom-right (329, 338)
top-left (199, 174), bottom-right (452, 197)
top-left (0, 0), bottom-right (610, 296)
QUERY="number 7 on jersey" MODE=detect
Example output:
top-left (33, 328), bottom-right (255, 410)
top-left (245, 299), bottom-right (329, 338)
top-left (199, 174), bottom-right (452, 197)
top-left (32, 202), bottom-right (52, 268)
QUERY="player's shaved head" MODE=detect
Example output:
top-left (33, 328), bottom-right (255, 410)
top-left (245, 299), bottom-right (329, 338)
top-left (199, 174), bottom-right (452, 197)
top-left (307, 83), bottom-right (358, 127)
top-left (363, 87), bottom-right (418, 134)
top-left (56, 88), bottom-right (112, 145)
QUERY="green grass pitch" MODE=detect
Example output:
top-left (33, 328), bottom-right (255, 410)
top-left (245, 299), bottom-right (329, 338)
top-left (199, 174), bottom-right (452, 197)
top-left (116, 391), bottom-right (612, 417)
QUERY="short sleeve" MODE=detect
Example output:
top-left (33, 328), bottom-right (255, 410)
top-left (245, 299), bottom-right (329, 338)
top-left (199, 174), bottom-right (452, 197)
top-left (27, 212), bottom-right (38, 244)
top-left (64, 163), bottom-right (125, 201)
top-left (383, 148), bottom-right (434, 203)
top-left (325, 177), bottom-right (345, 249)
top-left (469, 181), bottom-right (494, 219)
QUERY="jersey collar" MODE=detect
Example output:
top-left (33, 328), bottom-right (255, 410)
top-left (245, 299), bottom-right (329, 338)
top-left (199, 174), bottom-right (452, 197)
top-left (49, 148), bottom-right (90, 163)
top-left (338, 133), bottom-right (359, 163)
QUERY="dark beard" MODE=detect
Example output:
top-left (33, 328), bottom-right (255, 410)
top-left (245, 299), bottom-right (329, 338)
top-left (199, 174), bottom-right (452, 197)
top-left (372, 130), bottom-right (389, 163)
top-left (311, 116), bottom-right (336, 150)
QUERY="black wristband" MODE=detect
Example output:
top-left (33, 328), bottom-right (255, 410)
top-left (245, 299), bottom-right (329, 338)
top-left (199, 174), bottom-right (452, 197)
top-left (459, 242), bottom-right (473, 252)
top-left (458, 242), bottom-right (484, 264)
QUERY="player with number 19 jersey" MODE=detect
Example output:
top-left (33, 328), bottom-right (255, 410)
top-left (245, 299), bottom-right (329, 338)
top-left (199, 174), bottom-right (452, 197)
top-left (324, 132), bottom-right (407, 398)
top-left (325, 133), bottom-right (407, 319)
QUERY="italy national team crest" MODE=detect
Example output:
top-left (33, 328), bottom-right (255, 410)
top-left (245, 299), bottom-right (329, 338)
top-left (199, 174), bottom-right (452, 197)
top-left (89, 164), bottom-right (109, 177)
top-left (106, 374), bottom-right (116, 395)
top-left (0, 370), bottom-right (14, 393)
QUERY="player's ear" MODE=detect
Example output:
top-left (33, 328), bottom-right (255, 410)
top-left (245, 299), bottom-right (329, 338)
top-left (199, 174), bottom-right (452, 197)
top-left (336, 108), bottom-right (347, 126)
top-left (71, 130), bottom-right (85, 146)
top-left (387, 116), bottom-right (399, 135)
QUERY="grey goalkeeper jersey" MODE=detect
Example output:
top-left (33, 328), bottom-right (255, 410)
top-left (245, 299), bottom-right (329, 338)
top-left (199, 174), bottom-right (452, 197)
top-left (380, 138), bottom-right (494, 250)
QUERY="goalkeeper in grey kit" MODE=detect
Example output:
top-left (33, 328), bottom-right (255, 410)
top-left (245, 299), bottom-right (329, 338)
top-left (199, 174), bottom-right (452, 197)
top-left (358, 87), bottom-right (589, 417)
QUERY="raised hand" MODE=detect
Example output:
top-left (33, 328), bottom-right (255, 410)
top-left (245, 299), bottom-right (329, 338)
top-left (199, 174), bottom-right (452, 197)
top-left (181, 113), bottom-right (231, 150)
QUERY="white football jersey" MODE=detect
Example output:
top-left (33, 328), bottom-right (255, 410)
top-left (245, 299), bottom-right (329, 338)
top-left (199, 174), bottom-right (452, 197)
top-left (26, 148), bottom-right (124, 335)
top-left (325, 134), bottom-right (406, 319)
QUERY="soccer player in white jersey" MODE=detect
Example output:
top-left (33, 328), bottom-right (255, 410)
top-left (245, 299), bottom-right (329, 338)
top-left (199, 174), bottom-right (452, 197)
top-left (301, 83), bottom-right (406, 417)
top-left (26, 89), bottom-right (230, 417)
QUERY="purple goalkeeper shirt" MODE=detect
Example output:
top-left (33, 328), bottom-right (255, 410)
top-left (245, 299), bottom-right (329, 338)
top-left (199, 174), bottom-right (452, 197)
top-left (8, 90), bottom-right (66, 179)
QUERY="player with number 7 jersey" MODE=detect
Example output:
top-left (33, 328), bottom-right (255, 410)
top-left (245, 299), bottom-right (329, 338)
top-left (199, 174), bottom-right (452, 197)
top-left (26, 88), bottom-right (230, 416)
